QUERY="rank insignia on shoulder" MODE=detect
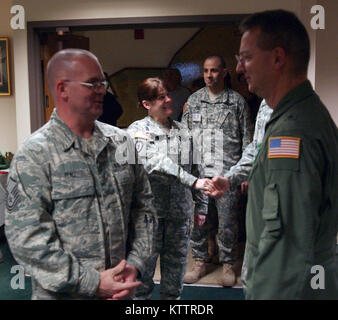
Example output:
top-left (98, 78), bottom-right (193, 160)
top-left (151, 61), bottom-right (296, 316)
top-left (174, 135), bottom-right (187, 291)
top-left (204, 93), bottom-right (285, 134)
top-left (6, 178), bottom-right (20, 212)
top-left (134, 130), bottom-right (150, 140)
top-left (268, 136), bottom-right (300, 159)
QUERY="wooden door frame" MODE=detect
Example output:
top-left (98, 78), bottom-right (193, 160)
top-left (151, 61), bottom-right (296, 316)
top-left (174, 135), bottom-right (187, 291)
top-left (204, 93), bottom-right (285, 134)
top-left (27, 14), bottom-right (246, 132)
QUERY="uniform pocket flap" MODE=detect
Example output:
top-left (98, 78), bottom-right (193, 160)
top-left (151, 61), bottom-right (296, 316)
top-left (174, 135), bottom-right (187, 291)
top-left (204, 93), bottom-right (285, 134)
top-left (217, 110), bottom-right (231, 128)
top-left (263, 218), bottom-right (281, 232)
top-left (262, 183), bottom-right (278, 219)
top-left (262, 207), bottom-right (278, 221)
top-left (52, 177), bottom-right (95, 200)
top-left (262, 183), bottom-right (281, 233)
top-left (269, 158), bottom-right (299, 171)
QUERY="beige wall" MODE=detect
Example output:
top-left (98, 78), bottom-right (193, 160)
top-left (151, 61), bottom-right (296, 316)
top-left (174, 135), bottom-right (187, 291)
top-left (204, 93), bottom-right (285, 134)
top-left (6, 0), bottom-right (338, 151)
top-left (0, 0), bottom-right (17, 153)
top-left (18, 0), bottom-right (301, 21)
top-left (314, 0), bottom-right (338, 121)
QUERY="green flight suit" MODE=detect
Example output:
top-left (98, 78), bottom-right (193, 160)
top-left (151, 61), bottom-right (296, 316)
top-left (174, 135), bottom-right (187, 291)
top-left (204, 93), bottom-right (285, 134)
top-left (244, 81), bottom-right (338, 299)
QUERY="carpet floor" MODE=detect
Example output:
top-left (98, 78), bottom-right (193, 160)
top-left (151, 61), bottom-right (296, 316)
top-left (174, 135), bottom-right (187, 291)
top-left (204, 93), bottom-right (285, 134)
top-left (0, 239), bottom-right (244, 300)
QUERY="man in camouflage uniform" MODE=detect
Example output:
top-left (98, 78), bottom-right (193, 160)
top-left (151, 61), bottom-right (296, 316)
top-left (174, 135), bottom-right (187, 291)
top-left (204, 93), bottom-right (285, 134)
top-left (5, 49), bottom-right (157, 300)
top-left (182, 55), bottom-right (252, 286)
top-left (223, 100), bottom-right (272, 187)
top-left (209, 99), bottom-right (272, 287)
top-left (127, 82), bottom-right (209, 300)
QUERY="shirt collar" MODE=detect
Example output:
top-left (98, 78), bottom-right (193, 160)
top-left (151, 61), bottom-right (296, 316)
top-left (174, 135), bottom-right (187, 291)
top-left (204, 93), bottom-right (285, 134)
top-left (50, 109), bottom-right (110, 152)
top-left (145, 115), bottom-right (175, 132)
top-left (200, 87), bottom-right (229, 104)
top-left (269, 80), bottom-right (315, 123)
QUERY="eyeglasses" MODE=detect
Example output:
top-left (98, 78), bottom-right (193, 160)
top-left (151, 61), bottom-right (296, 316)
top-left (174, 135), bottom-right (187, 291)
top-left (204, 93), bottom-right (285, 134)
top-left (235, 54), bottom-right (245, 66)
top-left (64, 80), bottom-right (109, 92)
top-left (235, 54), bottom-right (252, 66)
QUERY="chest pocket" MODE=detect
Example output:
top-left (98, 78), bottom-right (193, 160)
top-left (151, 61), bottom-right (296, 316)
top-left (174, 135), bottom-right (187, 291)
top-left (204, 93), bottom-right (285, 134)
top-left (147, 134), bottom-right (166, 159)
top-left (217, 109), bottom-right (233, 129)
top-left (51, 167), bottom-right (95, 200)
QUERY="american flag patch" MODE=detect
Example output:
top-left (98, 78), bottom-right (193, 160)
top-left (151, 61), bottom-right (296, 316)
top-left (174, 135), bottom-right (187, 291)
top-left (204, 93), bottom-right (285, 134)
top-left (268, 137), bottom-right (301, 159)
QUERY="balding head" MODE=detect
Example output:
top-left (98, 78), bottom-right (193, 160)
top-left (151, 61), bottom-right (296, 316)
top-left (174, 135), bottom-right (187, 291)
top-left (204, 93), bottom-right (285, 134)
top-left (46, 49), bottom-right (100, 99)
top-left (204, 55), bottom-right (226, 69)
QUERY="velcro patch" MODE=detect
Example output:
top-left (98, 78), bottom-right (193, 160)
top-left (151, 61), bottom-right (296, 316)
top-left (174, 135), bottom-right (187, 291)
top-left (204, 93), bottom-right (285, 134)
top-left (134, 130), bottom-right (150, 140)
top-left (182, 102), bottom-right (188, 114)
top-left (268, 136), bottom-right (301, 159)
top-left (192, 112), bottom-right (201, 122)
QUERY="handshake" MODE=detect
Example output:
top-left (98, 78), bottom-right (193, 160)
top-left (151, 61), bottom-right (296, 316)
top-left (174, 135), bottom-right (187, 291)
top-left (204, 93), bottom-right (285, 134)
top-left (194, 177), bottom-right (231, 198)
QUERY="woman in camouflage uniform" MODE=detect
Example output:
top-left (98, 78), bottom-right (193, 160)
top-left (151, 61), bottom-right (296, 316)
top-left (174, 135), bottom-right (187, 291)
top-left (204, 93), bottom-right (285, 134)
top-left (127, 78), bottom-right (209, 300)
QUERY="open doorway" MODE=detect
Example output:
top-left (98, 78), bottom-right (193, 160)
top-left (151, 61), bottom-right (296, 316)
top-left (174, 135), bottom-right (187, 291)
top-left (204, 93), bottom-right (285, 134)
top-left (28, 14), bottom-right (246, 130)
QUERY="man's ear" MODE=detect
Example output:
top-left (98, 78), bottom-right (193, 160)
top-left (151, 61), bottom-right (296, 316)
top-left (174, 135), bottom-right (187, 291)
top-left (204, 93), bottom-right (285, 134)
top-left (142, 100), bottom-right (151, 110)
top-left (272, 47), bottom-right (287, 70)
top-left (56, 80), bottom-right (68, 98)
top-left (223, 68), bottom-right (228, 79)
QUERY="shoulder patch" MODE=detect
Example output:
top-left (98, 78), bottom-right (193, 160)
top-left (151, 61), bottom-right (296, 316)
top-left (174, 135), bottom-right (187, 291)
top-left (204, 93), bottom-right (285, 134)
top-left (135, 140), bottom-right (144, 152)
top-left (182, 102), bottom-right (188, 114)
top-left (268, 136), bottom-right (301, 159)
top-left (134, 130), bottom-right (150, 140)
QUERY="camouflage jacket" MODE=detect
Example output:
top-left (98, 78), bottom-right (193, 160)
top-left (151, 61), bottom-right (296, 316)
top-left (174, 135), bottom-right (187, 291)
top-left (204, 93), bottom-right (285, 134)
top-left (127, 116), bottom-right (208, 219)
top-left (225, 100), bottom-right (273, 187)
top-left (5, 109), bottom-right (157, 300)
top-left (182, 87), bottom-right (252, 176)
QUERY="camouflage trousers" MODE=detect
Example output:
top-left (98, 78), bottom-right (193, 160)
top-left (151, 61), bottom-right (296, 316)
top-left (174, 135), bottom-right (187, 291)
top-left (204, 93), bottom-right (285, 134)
top-left (133, 217), bottom-right (190, 300)
top-left (190, 190), bottom-right (241, 264)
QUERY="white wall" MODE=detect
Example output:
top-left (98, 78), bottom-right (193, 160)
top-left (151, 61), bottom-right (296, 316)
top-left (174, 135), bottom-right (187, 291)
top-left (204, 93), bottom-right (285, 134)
top-left (0, 0), bottom-right (17, 153)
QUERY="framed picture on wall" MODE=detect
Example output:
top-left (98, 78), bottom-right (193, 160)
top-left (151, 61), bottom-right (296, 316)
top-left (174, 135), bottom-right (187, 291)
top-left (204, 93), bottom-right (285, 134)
top-left (0, 38), bottom-right (11, 96)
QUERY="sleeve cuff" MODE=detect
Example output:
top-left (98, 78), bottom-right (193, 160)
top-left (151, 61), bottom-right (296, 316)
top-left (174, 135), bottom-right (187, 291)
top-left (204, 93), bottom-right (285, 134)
top-left (78, 267), bottom-right (101, 297)
top-left (194, 202), bottom-right (208, 215)
top-left (180, 172), bottom-right (197, 188)
top-left (126, 254), bottom-right (144, 278)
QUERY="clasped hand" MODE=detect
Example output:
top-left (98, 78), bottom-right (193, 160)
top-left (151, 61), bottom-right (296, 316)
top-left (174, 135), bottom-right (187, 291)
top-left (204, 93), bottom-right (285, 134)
top-left (96, 260), bottom-right (141, 300)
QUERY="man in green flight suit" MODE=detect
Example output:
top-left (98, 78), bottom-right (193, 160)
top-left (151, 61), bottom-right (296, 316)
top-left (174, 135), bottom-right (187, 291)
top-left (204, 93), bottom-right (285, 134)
top-left (210, 9), bottom-right (337, 299)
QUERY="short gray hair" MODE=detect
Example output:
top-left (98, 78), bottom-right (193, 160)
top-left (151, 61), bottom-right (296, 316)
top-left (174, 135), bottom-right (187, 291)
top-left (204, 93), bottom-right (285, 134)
top-left (46, 49), bottom-right (99, 98)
